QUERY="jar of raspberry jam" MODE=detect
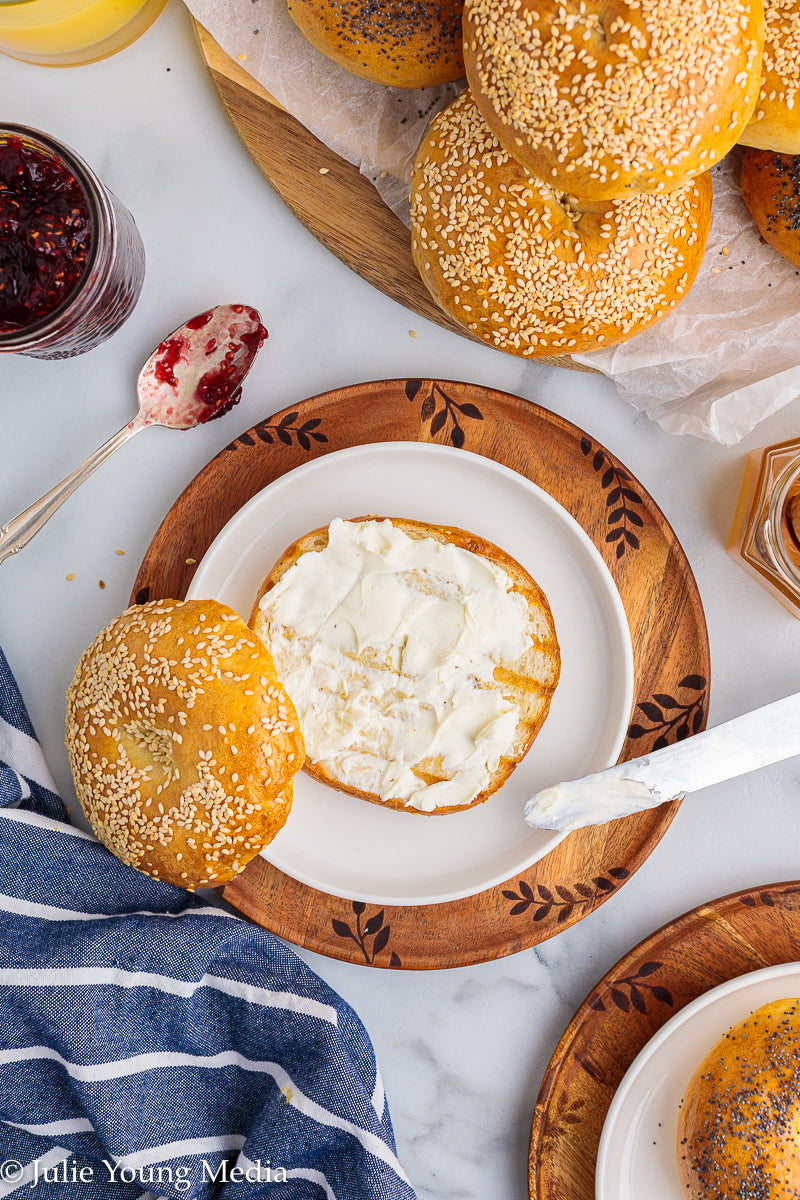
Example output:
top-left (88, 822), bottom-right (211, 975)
top-left (0, 125), bottom-right (145, 358)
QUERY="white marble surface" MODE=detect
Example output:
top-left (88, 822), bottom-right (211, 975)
top-left (3, 5), bottom-right (800, 1197)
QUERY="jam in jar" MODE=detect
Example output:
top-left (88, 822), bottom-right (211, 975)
top-left (0, 125), bottom-right (145, 358)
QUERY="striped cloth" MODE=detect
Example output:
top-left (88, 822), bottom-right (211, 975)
top-left (0, 646), bottom-right (416, 1200)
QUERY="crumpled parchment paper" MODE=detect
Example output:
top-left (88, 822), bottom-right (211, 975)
top-left (186, 0), bottom-right (800, 444)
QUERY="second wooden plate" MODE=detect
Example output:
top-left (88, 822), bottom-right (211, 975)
top-left (530, 881), bottom-right (800, 1199)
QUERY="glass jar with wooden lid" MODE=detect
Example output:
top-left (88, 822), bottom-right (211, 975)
top-left (728, 438), bottom-right (800, 616)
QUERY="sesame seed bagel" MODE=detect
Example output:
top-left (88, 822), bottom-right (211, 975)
top-left (410, 89), bottom-right (712, 357)
top-left (677, 998), bottom-right (800, 1198)
top-left (286, 0), bottom-right (465, 88)
top-left (463, 0), bottom-right (764, 201)
top-left (65, 599), bottom-right (304, 890)
top-left (249, 516), bottom-right (560, 815)
top-left (740, 0), bottom-right (800, 153)
top-left (741, 148), bottom-right (800, 268)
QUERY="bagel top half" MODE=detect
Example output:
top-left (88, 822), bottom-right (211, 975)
top-left (66, 598), bottom-right (304, 889)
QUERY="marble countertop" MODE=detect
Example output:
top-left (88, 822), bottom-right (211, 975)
top-left (3, 5), bottom-right (800, 1197)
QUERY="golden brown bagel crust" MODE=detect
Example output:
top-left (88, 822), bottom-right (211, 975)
top-left (740, 0), bottom-right (800, 153)
top-left (677, 998), bottom-right (800, 1198)
top-left (463, 0), bottom-right (763, 201)
top-left (741, 148), bottom-right (800, 268)
top-left (411, 90), bottom-right (713, 357)
top-left (249, 516), bottom-right (561, 815)
top-left (66, 599), bottom-right (304, 889)
top-left (286, 0), bottom-right (465, 88)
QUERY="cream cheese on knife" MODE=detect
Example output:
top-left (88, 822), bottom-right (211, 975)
top-left (524, 692), bottom-right (800, 833)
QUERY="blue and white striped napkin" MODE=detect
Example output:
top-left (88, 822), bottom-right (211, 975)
top-left (0, 645), bottom-right (416, 1199)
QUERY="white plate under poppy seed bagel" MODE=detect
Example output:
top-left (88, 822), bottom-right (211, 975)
top-left (463, 0), bottom-right (764, 201)
top-left (249, 516), bottom-right (561, 815)
top-left (286, 0), bottom-right (465, 88)
top-left (410, 89), bottom-right (713, 358)
top-left (65, 599), bottom-right (304, 890)
top-left (740, 0), bottom-right (800, 152)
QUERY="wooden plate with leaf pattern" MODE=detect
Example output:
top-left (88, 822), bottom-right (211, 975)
top-left (529, 881), bottom-right (800, 1199)
top-left (131, 378), bottom-right (709, 969)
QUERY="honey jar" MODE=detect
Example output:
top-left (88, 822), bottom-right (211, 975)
top-left (728, 437), bottom-right (800, 616)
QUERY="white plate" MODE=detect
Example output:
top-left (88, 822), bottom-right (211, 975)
top-left (596, 961), bottom-right (800, 1200)
top-left (187, 441), bottom-right (634, 905)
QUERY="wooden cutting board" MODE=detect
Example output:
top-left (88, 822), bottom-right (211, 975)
top-left (192, 22), bottom-right (586, 371)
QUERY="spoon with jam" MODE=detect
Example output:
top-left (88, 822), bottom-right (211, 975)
top-left (0, 304), bottom-right (267, 565)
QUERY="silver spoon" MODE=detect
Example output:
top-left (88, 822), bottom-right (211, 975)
top-left (0, 304), bottom-right (267, 566)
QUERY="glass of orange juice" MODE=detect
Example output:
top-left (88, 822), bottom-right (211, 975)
top-left (0, 0), bottom-right (166, 66)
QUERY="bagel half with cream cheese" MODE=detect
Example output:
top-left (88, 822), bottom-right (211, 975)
top-left (249, 516), bottom-right (561, 815)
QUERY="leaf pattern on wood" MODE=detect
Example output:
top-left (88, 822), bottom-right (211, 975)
top-left (503, 867), bottom-right (630, 921)
top-left (580, 436), bottom-right (644, 559)
top-left (538, 1091), bottom-right (588, 1154)
top-left (407, 380), bottom-right (484, 448)
top-left (740, 886), bottom-right (800, 909)
top-left (330, 901), bottom-right (401, 966)
top-left (587, 961), bottom-right (674, 1014)
top-left (227, 412), bottom-right (328, 452)
top-left (627, 674), bottom-right (707, 749)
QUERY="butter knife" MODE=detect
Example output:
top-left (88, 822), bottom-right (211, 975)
top-left (523, 692), bottom-right (800, 833)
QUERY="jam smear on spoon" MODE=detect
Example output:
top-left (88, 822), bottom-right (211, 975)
top-left (138, 304), bottom-right (267, 427)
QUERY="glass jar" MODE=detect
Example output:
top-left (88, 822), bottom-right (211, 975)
top-left (728, 437), bottom-right (800, 617)
top-left (0, 0), bottom-right (166, 67)
top-left (0, 124), bottom-right (145, 359)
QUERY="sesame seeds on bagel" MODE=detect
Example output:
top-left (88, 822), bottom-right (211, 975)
top-left (463, 0), bottom-right (764, 200)
top-left (740, 0), bottom-right (800, 153)
top-left (410, 88), bottom-right (712, 356)
top-left (65, 599), bottom-right (304, 890)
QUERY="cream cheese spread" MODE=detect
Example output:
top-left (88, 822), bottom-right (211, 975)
top-left (523, 775), bottom-right (655, 832)
top-left (256, 518), bottom-right (534, 811)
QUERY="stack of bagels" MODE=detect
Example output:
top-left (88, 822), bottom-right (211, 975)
top-left (288, 0), bottom-right (800, 356)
